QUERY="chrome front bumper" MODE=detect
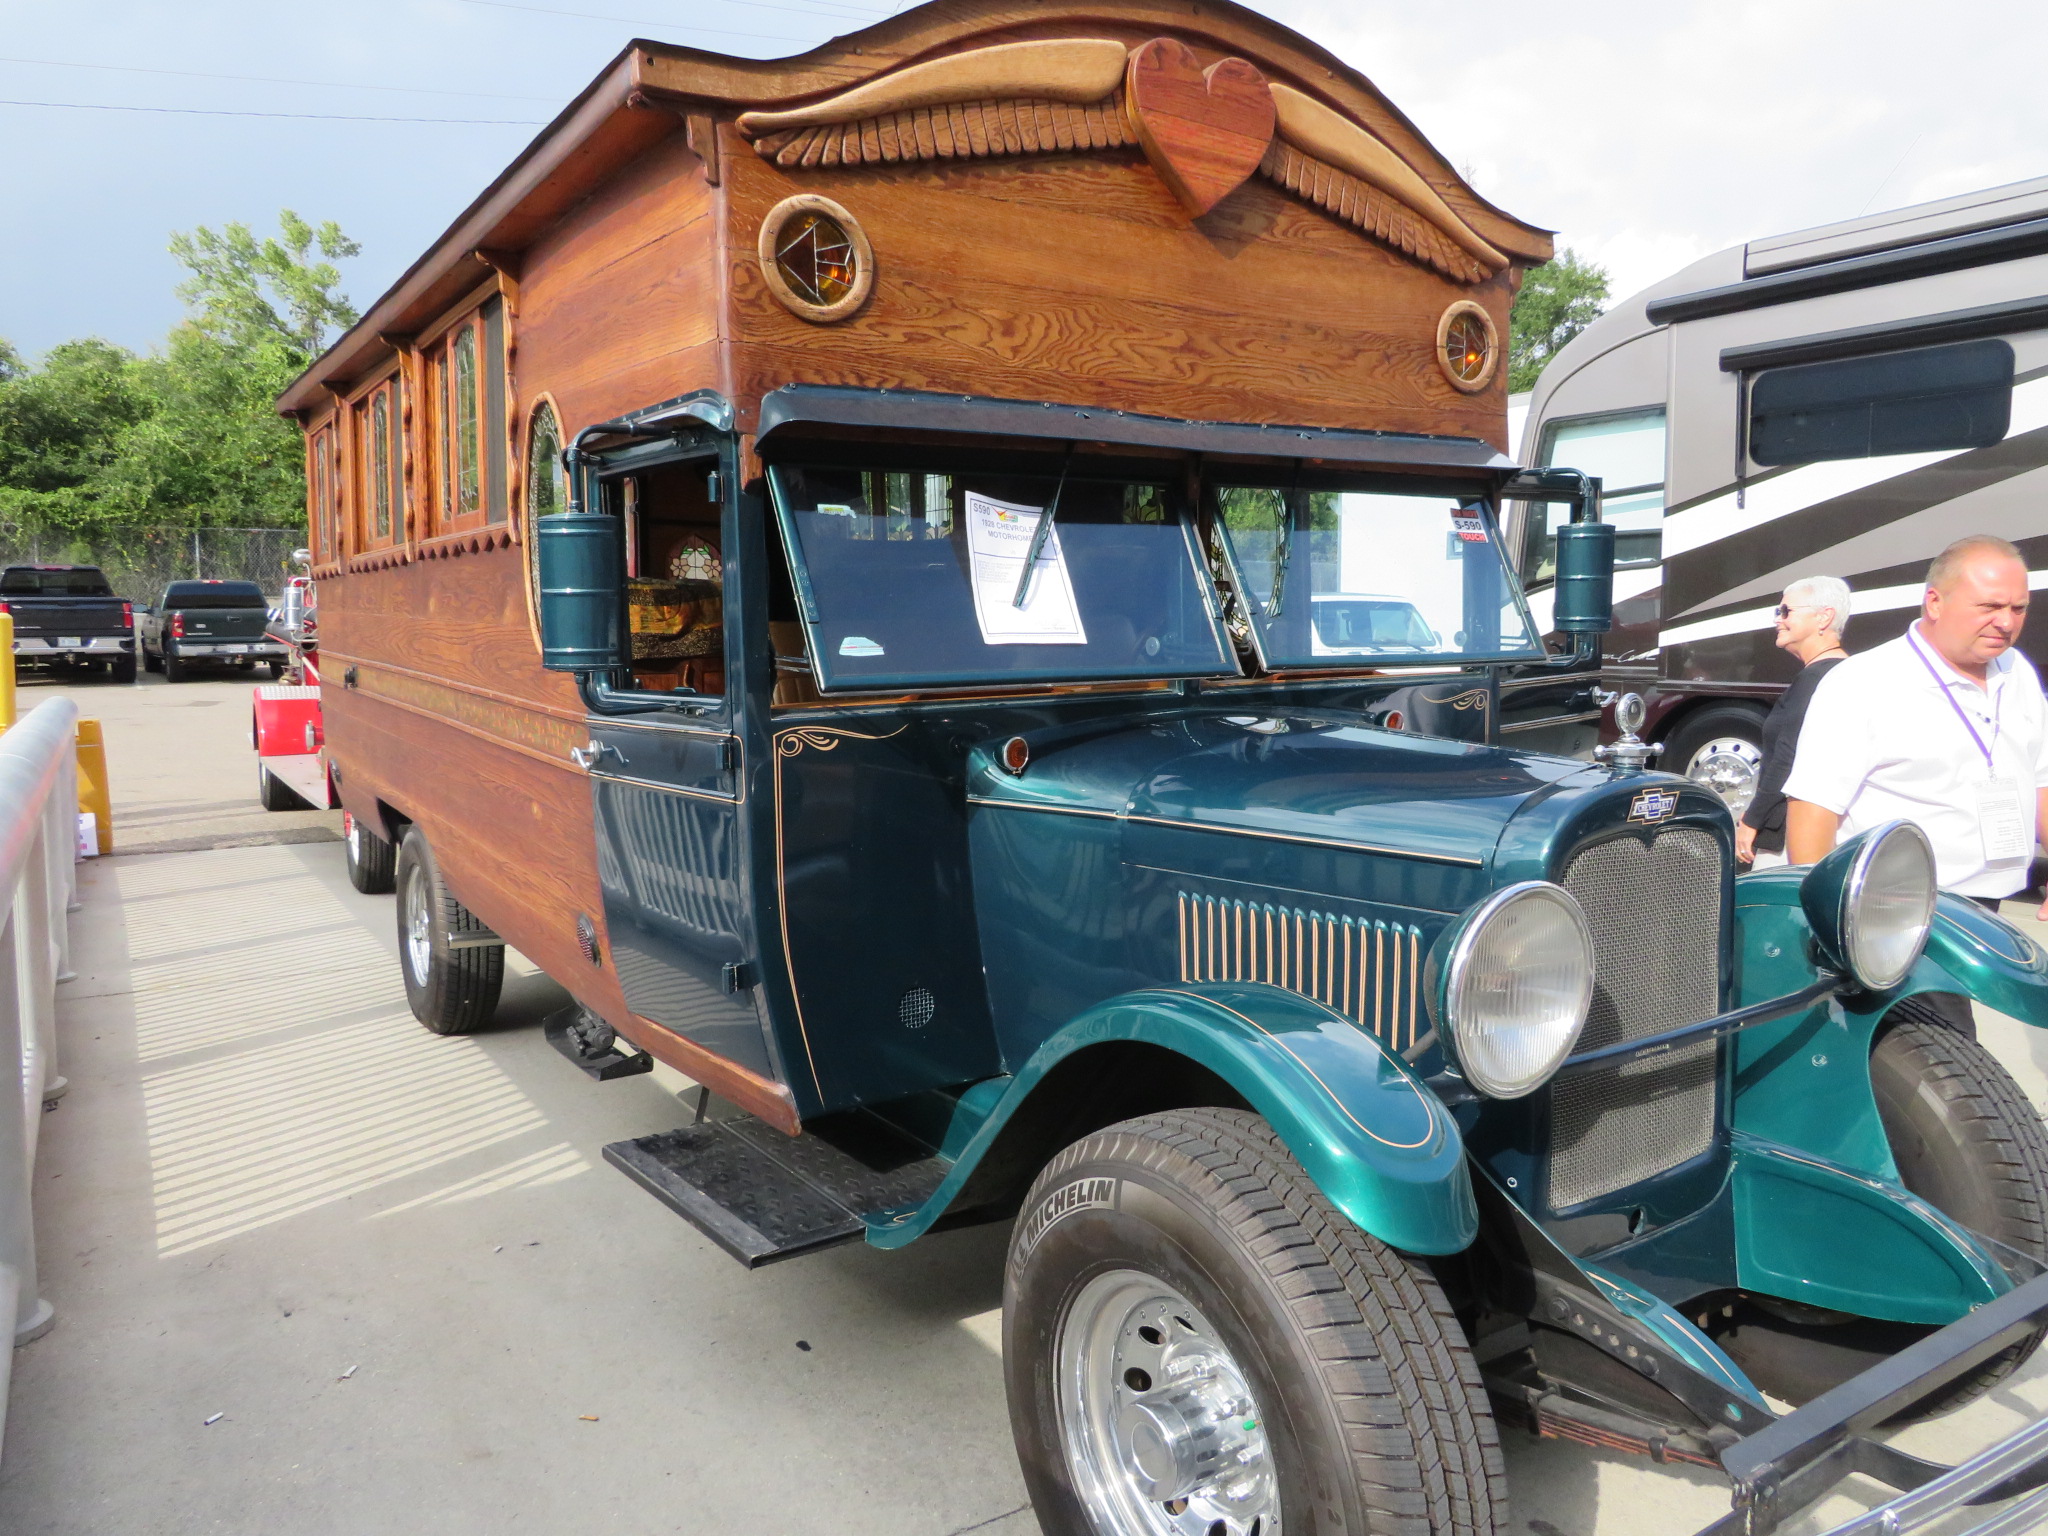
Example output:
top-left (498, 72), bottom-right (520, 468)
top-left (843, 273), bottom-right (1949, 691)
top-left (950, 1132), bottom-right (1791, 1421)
top-left (1698, 1268), bottom-right (2048, 1535)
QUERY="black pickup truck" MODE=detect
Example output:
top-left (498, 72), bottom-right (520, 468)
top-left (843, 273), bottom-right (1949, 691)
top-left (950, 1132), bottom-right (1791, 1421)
top-left (0, 565), bottom-right (136, 682)
top-left (139, 580), bottom-right (289, 682)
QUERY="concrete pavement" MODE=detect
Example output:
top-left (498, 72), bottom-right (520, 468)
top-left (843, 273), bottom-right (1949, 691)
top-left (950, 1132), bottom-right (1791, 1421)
top-left (4, 678), bottom-right (2048, 1532)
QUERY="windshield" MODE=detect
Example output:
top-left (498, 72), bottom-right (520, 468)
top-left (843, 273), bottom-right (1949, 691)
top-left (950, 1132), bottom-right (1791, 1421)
top-left (2, 567), bottom-right (112, 597)
top-left (1211, 482), bottom-right (1541, 667)
top-left (164, 581), bottom-right (265, 608)
top-left (770, 464), bottom-right (1234, 691)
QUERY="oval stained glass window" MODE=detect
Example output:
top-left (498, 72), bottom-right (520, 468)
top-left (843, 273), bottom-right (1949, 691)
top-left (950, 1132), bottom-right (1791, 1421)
top-left (757, 195), bottom-right (874, 323)
top-left (1435, 301), bottom-right (1498, 393)
top-left (526, 401), bottom-right (565, 521)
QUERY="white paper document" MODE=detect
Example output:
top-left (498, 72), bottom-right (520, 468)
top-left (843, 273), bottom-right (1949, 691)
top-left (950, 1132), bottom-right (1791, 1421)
top-left (963, 491), bottom-right (1089, 646)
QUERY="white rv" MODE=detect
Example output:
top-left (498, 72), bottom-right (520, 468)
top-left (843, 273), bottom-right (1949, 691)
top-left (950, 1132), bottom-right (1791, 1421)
top-left (1512, 175), bottom-right (2048, 808)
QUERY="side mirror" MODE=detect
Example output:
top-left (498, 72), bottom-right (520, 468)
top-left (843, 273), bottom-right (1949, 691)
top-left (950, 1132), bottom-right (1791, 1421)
top-left (1551, 522), bottom-right (1615, 634)
top-left (536, 512), bottom-right (627, 672)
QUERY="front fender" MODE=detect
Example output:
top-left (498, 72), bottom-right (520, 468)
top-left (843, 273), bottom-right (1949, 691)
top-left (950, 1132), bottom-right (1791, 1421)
top-left (871, 982), bottom-right (1474, 1256)
top-left (1912, 892), bottom-right (2048, 1027)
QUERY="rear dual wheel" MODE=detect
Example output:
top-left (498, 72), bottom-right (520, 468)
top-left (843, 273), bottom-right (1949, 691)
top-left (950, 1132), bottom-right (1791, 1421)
top-left (344, 812), bottom-right (396, 894)
top-left (1007, 1109), bottom-right (1504, 1536)
top-left (395, 827), bottom-right (503, 1035)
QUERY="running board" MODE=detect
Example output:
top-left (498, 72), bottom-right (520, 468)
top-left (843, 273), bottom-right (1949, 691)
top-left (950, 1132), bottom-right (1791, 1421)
top-left (603, 1114), bottom-right (948, 1268)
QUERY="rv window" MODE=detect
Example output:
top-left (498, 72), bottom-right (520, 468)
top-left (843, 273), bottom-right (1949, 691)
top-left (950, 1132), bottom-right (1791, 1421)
top-left (1527, 408), bottom-right (1666, 583)
top-left (1748, 339), bottom-right (2013, 467)
top-left (769, 464), bottom-right (1235, 692)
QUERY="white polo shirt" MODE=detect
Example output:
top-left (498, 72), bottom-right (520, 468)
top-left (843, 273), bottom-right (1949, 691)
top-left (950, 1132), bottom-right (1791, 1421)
top-left (1781, 624), bottom-right (2048, 896)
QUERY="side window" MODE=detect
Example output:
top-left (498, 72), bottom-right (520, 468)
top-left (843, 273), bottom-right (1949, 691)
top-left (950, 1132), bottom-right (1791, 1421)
top-left (1748, 339), bottom-right (2012, 467)
top-left (308, 424), bottom-right (336, 563)
top-left (523, 400), bottom-right (565, 644)
top-left (424, 300), bottom-right (509, 531)
top-left (1528, 408), bottom-right (1667, 584)
top-left (352, 378), bottom-right (404, 550)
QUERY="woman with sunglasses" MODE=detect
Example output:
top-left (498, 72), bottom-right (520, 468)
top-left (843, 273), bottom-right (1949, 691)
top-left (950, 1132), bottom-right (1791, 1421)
top-left (1739, 575), bottom-right (1853, 866)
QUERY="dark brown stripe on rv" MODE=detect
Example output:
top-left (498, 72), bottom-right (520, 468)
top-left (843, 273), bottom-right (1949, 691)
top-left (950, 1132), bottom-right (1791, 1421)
top-left (1663, 425), bottom-right (2048, 620)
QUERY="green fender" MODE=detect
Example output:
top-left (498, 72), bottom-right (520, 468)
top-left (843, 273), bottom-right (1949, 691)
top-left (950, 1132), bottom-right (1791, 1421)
top-left (1913, 891), bottom-right (2048, 1027)
top-left (1730, 870), bottom-right (2023, 1321)
top-left (867, 982), bottom-right (1474, 1255)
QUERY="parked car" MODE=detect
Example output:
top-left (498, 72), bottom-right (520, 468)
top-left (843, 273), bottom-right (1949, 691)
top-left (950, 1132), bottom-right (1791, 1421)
top-left (1309, 592), bottom-right (1444, 655)
top-left (138, 579), bottom-right (289, 682)
top-left (0, 565), bottom-right (135, 682)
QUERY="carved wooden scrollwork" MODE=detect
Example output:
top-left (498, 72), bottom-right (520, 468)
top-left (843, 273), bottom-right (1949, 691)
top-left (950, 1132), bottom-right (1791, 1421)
top-left (734, 35), bottom-right (1509, 285)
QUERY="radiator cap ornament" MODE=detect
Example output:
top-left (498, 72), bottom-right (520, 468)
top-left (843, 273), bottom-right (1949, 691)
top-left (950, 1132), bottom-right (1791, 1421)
top-left (1594, 692), bottom-right (1661, 772)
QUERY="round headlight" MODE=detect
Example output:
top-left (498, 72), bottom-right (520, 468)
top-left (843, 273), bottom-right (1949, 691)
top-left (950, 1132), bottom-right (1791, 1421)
top-left (1842, 821), bottom-right (1936, 990)
top-left (1439, 882), bottom-right (1595, 1098)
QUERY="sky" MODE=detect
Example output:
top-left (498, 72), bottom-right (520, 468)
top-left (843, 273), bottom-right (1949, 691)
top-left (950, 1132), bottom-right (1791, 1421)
top-left (3, 0), bottom-right (2046, 362)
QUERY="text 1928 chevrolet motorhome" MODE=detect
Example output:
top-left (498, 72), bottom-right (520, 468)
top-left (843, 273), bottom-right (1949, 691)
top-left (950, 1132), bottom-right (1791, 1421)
top-left (279, 5), bottom-right (2048, 1532)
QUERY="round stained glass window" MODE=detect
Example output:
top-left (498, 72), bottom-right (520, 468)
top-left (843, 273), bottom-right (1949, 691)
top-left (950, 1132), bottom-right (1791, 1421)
top-left (1435, 300), bottom-right (1499, 393)
top-left (757, 194), bottom-right (874, 323)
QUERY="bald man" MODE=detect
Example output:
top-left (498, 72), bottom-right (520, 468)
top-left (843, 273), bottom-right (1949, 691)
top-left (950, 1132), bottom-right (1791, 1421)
top-left (1781, 537), bottom-right (2048, 1031)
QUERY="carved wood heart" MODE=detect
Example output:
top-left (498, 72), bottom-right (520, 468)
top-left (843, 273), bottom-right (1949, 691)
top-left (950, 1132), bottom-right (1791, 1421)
top-left (1125, 38), bottom-right (1276, 217)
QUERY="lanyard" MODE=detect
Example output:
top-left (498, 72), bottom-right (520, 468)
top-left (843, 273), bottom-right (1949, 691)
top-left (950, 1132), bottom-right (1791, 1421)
top-left (1906, 627), bottom-right (2001, 770)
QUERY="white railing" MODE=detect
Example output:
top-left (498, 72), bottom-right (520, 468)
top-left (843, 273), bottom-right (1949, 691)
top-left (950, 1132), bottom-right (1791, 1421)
top-left (0, 697), bottom-right (78, 1458)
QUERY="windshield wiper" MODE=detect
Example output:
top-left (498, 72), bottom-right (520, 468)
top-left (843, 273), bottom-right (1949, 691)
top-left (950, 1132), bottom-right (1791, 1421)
top-left (1012, 450), bottom-right (1074, 608)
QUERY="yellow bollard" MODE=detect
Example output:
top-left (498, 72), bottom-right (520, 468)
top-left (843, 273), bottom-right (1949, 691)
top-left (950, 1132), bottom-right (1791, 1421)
top-left (75, 718), bottom-right (112, 856)
top-left (0, 611), bottom-right (14, 730)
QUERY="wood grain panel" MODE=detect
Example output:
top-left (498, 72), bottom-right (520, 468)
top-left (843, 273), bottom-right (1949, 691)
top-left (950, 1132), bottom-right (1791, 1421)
top-left (320, 543), bottom-right (575, 716)
top-left (724, 144), bottom-right (1514, 442)
top-left (516, 133), bottom-right (725, 434)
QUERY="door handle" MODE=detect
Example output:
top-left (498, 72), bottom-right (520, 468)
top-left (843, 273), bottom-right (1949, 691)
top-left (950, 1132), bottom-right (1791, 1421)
top-left (570, 741), bottom-right (626, 770)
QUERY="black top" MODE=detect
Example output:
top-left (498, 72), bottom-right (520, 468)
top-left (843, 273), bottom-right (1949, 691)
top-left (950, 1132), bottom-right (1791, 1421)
top-left (1743, 655), bottom-right (1845, 852)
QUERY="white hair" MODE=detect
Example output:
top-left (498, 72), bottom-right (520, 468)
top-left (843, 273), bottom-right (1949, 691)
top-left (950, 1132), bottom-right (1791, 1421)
top-left (1784, 574), bottom-right (1851, 639)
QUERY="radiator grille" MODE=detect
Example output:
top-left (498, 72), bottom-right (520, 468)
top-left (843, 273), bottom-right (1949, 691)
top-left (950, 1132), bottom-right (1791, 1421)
top-left (1549, 828), bottom-right (1723, 1210)
top-left (1177, 891), bottom-right (1425, 1052)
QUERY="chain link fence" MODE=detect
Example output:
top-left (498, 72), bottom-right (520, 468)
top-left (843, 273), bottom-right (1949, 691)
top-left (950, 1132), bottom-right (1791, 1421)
top-left (0, 525), bottom-right (305, 601)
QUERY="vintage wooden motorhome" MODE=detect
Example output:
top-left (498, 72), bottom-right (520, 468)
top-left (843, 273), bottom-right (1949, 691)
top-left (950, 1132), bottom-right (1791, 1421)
top-left (281, 7), bottom-right (2048, 1534)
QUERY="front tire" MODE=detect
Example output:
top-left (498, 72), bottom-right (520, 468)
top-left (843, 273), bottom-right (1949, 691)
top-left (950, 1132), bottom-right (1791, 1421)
top-left (395, 827), bottom-right (503, 1035)
top-left (1869, 1002), bottom-right (2048, 1410)
top-left (1006, 1108), bottom-right (1504, 1536)
top-left (344, 812), bottom-right (397, 894)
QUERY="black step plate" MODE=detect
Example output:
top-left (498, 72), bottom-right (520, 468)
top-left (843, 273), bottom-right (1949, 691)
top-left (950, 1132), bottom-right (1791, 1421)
top-left (605, 1126), bottom-right (866, 1267)
top-left (603, 1116), bottom-right (948, 1268)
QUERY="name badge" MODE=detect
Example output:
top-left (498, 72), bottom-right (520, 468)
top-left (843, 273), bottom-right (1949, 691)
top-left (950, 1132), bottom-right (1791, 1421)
top-left (1978, 775), bottom-right (2032, 864)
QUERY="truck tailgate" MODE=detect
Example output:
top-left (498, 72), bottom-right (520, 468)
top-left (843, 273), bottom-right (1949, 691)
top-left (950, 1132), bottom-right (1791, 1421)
top-left (5, 597), bottom-right (128, 637)
top-left (174, 607), bottom-right (270, 640)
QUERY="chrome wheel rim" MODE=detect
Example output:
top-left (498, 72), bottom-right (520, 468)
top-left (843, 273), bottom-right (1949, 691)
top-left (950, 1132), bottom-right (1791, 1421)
top-left (402, 864), bottom-right (433, 983)
top-left (1685, 735), bottom-right (1763, 815)
top-left (1055, 1269), bottom-right (1278, 1536)
top-left (345, 814), bottom-right (361, 865)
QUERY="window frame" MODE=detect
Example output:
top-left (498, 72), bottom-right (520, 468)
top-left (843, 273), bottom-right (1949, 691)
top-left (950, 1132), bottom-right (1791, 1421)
top-left (349, 373), bottom-right (405, 553)
top-left (1526, 405), bottom-right (1669, 584)
top-left (419, 293), bottom-right (509, 536)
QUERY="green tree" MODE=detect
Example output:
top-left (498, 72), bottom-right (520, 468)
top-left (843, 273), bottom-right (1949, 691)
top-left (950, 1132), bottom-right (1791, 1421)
top-left (1509, 248), bottom-right (1610, 393)
top-left (169, 209), bottom-right (360, 357)
top-left (0, 339), bottom-right (155, 528)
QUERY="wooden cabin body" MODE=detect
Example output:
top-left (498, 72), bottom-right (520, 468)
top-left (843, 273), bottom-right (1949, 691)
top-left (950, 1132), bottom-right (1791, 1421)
top-left (280, 0), bottom-right (1552, 1134)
